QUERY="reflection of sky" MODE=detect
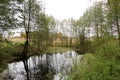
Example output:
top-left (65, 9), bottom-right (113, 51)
top-left (5, 51), bottom-right (83, 80)
top-left (8, 62), bottom-right (26, 80)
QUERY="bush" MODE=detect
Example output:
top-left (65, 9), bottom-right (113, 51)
top-left (95, 42), bottom-right (120, 61)
top-left (67, 42), bottom-right (120, 80)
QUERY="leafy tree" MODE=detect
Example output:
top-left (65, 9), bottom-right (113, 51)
top-left (47, 16), bottom-right (56, 46)
top-left (107, 0), bottom-right (120, 44)
top-left (16, 0), bottom-right (44, 56)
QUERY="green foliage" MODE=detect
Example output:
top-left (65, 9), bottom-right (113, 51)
top-left (67, 41), bottom-right (120, 80)
top-left (0, 0), bottom-right (21, 32)
top-left (96, 41), bottom-right (120, 60)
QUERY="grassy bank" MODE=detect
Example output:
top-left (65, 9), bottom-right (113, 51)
top-left (0, 41), bottom-right (23, 73)
top-left (45, 47), bottom-right (72, 54)
top-left (67, 42), bottom-right (120, 80)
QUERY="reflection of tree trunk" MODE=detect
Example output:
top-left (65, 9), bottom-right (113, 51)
top-left (23, 59), bottom-right (30, 80)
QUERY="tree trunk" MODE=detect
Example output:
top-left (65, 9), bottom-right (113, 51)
top-left (116, 19), bottom-right (120, 44)
top-left (22, 0), bottom-right (31, 57)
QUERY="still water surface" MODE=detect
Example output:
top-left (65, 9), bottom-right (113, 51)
top-left (2, 51), bottom-right (82, 80)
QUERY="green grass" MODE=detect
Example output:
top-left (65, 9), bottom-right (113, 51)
top-left (45, 47), bottom-right (72, 54)
top-left (66, 41), bottom-right (120, 80)
top-left (0, 42), bottom-right (24, 73)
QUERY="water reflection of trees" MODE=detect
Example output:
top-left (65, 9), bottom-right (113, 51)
top-left (23, 54), bottom-right (55, 80)
top-left (23, 59), bottom-right (30, 80)
top-left (2, 51), bottom-right (78, 80)
top-left (0, 51), bottom-right (78, 80)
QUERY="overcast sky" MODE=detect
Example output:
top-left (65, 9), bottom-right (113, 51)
top-left (44, 0), bottom-right (101, 20)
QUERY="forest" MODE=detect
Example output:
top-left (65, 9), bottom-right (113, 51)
top-left (0, 0), bottom-right (120, 80)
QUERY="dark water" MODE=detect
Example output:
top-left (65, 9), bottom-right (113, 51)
top-left (1, 51), bottom-right (82, 80)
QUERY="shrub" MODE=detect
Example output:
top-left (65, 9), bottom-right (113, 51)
top-left (67, 42), bottom-right (120, 80)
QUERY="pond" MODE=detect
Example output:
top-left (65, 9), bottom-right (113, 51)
top-left (1, 51), bottom-right (82, 80)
